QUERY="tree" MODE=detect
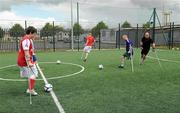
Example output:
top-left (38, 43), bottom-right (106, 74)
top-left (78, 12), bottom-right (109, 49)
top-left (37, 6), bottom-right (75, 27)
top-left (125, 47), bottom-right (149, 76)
top-left (40, 23), bottom-right (53, 37)
top-left (0, 27), bottom-right (4, 39)
top-left (40, 23), bottom-right (64, 37)
top-left (142, 22), bottom-right (151, 29)
top-left (73, 23), bottom-right (84, 36)
top-left (54, 26), bottom-right (64, 33)
top-left (91, 21), bottom-right (108, 37)
top-left (9, 24), bottom-right (25, 38)
top-left (121, 20), bottom-right (132, 28)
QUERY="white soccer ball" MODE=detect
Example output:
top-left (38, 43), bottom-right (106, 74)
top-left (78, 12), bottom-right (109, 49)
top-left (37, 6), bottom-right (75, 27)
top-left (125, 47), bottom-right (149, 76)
top-left (177, 48), bottom-right (179, 50)
top-left (56, 60), bottom-right (61, 64)
top-left (98, 64), bottom-right (104, 70)
top-left (44, 84), bottom-right (53, 92)
top-left (172, 48), bottom-right (175, 50)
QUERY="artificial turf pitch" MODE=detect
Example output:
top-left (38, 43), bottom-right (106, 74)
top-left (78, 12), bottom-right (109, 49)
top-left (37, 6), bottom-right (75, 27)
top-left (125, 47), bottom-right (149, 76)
top-left (0, 49), bottom-right (180, 113)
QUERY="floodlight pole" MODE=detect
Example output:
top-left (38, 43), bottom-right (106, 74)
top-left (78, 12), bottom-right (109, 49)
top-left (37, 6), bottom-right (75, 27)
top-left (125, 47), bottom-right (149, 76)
top-left (118, 23), bottom-right (121, 49)
top-left (152, 8), bottom-right (156, 42)
top-left (77, 2), bottom-right (80, 51)
top-left (71, 0), bottom-right (74, 50)
top-left (53, 21), bottom-right (55, 52)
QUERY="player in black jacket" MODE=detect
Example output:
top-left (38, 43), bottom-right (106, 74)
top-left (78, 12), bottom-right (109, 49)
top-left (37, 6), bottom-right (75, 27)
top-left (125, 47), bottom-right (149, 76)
top-left (140, 32), bottom-right (155, 65)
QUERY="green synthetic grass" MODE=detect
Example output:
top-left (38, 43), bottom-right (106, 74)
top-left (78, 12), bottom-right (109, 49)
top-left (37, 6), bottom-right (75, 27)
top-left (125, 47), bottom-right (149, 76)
top-left (0, 49), bottom-right (180, 113)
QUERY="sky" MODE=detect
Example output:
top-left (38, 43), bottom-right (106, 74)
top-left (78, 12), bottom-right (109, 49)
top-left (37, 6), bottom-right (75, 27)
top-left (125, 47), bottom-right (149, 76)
top-left (0, 0), bottom-right (180, 28)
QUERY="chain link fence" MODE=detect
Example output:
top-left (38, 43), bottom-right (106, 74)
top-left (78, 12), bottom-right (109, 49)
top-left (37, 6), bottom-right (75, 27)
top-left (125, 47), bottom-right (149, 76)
top-left (0, 20), bottom-right (180, 52)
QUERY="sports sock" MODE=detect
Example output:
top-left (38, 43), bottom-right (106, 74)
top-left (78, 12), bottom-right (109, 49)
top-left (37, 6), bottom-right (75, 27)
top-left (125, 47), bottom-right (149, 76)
top-left (29, 79), bottom-right (35, 91)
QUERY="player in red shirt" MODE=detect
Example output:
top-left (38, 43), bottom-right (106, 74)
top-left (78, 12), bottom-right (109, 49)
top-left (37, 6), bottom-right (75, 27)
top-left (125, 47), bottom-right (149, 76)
top-left (17, 26), bottom-right (38, 96)
top-left (81, 33), bottom-right (95, 62)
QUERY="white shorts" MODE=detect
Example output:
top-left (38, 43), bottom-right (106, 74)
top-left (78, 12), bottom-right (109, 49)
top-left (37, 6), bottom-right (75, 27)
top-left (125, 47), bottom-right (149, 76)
top-left (19, 65), bottom-right (38, 78)
top-left (83, 46), bottom-right (92, 53)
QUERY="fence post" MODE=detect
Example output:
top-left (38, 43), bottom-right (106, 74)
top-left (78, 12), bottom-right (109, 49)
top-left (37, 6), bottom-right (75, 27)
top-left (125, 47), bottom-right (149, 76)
top-left (168, 22), bottom-right (172, 50)
top-left (152, 8), bottom-right (156, 42)
top-left (118, 23), bottom-right (121, 49)
top-left (44, 38), bottom-right (46, 51)
top-left (172, 22), bottom-right (174, 49)
top-left (99, 31), bottom-right (101, 50)
top-left (136, 24), bottom-right (139, 48)
top-left (116, 31), bottom-right (118, 49)
top-left (25, 20), bottom-right (27, 29)
top-left (16, 37), bottom-right (19, 51)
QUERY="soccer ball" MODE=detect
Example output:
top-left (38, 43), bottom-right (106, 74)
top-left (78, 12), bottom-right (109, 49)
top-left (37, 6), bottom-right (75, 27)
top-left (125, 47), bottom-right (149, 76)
top-left (56, 60), bottom-right (61, 64)
top-left (44, 84), bottom-right (53, 92)
top-left (172, 48), bottom-right (175, 50)
top-left (98, 64), bottom-right (104, 70)
top-left (177, 48), bottom-right (179, 50)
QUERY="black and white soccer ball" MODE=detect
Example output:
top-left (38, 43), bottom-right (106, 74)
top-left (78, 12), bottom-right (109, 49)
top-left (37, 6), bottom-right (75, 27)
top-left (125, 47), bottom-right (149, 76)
top-left (44, 84), bottom-right (53, 92)
top-left (98, 64), bottom-right (104, 70)
top-left (56, 60), bottom-right (61, 64)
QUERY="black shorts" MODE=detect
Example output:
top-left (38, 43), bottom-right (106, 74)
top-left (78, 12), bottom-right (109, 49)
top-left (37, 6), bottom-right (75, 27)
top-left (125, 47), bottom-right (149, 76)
top-left (141, 48), bottom-right (150, 56)
top-left (123, 51), bottom-right (133, 59)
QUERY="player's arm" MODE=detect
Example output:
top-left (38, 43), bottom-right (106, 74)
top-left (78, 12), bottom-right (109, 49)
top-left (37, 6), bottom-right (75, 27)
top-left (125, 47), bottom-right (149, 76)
top-left (152, 43), bottom-right (155, 49)
top-left (32, 54), bottom-right (37, 63)
top-left (24, 50), bottom-right (33, 66)
top-left (85, 39), bottom-right (89, 46)
top-left (22, 39), bottom-right (33, 66)
top-left (128, 43), bottom-right (133, 53)
top-left (32, 46), bottom-right (37, 63)
top-left (140, 38), bottom-right (143, 49)
top-left (140, 42), bottom-right (143, 47)
top-left (151, 39), bottom-right (155, 49)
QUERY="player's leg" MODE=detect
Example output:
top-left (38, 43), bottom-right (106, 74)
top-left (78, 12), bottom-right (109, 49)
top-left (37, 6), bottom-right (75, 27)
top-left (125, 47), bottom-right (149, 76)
top-left (81, 47), bottom-right (86, 59)
top-left (119, 52), bottom-right (127, 68)
top-left (83, 46), bottom-right (91, 62)
top-left (84, 52), bottom-right (89, 62)
top-left (25, 65), bottom-right (38, 96)
top-left (140, 49), bottom-right (149, 65)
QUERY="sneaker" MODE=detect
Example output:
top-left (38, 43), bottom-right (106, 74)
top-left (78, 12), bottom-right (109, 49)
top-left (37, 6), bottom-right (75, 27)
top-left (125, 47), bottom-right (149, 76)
top-left (118, 65), bottom-right (124, 68)
top-left (26, 89), bottom-right (38, 96)
top-left (83, 59), bottom-right (87, 62)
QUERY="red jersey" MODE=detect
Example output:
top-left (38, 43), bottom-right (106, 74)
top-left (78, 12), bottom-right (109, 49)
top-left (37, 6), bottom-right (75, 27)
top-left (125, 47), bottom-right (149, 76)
top-left (17, 35), bottom-right (34, 67)
top-left (86, 35), bottom-right (95, 46)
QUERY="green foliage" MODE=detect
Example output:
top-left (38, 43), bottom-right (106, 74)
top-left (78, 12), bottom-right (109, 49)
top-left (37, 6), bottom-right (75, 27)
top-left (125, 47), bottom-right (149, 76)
top-left (73, 23), bottom-right (84, 36)
top-left (143, 22), bottom-right (151, 29)
top-left (40, 23), bottom-right (53, 37)
top-left (9, 24), bottom-right (25, 37)
top-left (121, 20), bottom-right (132, 28)
top-left (0, 27), bottom-right (4, 39)
top-left (40, 23), bottom-right (64, 37)
top-left (91, 21), bottom-right (108, 37)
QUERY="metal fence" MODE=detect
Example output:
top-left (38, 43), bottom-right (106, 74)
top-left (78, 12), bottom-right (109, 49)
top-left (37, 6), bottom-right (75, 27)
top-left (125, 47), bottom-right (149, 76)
top-left (0, 20), bottom-right (180, 52)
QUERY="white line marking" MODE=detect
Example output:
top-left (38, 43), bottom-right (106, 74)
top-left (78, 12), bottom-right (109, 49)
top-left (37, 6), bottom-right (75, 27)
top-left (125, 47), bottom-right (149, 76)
top-left (36, 63), bottom-right (65, 113)
top-left (153, 51), bottom-right (163, 69)
top-left (147, 56), bottom-right (180, 64)
top-left (0, 64), bottom-right (16, 70)
top-left (0, 62), bottom-right (85, 82)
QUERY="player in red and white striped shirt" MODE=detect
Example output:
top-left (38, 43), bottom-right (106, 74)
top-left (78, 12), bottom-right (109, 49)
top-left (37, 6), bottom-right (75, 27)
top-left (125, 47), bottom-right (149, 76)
top-left (17, 26), bottom-right (38, 96)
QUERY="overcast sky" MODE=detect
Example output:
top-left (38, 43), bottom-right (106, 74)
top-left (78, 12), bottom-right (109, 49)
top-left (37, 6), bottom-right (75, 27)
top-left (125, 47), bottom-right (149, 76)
top-left (0, 0), bottom-right (180, 28)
